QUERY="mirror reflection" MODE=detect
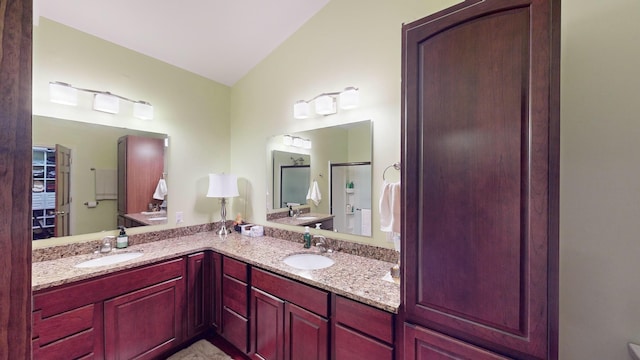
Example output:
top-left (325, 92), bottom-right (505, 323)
top-left (32, 116), bottom-right (168, 240)
top-left (267, 120), bottom-right (372, 237)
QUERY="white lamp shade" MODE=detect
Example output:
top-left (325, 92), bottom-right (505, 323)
top-left (302, 139), bottom-right (312, 149)
top-left (93, 93), bottom-right (120, 114)
top-left (134, 101), bottom-right (154, 120)
top-left (339, 87), bottom-right (359, 109)
top-left (207, 174), bottom-right (239, 198)
top-left (293, 101), bottom-right (310, 119)
top-left (292, 137), bottom-right (304, 147)
top-left (314, 94), bottom-right (335, 115)
top-left (49, 82), bottom-right (78, 106)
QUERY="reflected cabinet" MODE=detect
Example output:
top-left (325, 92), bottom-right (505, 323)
top-left (401, 0), bottom-right (560, 359)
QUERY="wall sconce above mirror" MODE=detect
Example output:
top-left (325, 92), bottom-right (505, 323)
top-left (49, 81), bottom-right (154, 120)
top-left (293, 86), bottom-right (359, 119)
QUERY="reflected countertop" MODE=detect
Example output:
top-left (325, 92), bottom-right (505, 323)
top-left (123, 211), bottom-right (168, 226)
top-left (32, 232), bottom-right (400, 313)
top-left (270, 212), bottom-right (334, 227)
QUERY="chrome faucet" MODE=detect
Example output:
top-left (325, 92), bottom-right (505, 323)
top-left (100, 236), bottom-right (114, 253)
top-left (293, 209), bottom-right (301, 219)
top-left (313, 235), bottom-right (332, 253)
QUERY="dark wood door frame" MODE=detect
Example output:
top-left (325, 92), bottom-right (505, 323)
top-left (0, 0), bottom-right (33, 358)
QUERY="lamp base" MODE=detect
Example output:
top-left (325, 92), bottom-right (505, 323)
top-left (218, 225), bottom-right (229, 236)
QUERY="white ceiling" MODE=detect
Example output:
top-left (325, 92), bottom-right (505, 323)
top-left (34, 0), bottom-right (330, 86)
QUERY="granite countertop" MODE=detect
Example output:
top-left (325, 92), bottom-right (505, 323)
top-left (32, 232), bottom-right (400, 313)
top-left (270, 213), bottom-right (334, 227)
top-left (124, 211), bottom-right (168, 226)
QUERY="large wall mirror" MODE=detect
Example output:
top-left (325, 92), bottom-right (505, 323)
top-left (266, 120), bottom-right (372, 238)
top-left (32, 115), bottom-right (168, 240)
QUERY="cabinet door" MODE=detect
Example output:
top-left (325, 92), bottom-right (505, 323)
top-left (211, 251), bottom-right (222, 330)
top-left (104, 278), bottom-right (185, 360)
top-left (284, 303), bottom-right (328, 360)
top-left (251, 288), bottom-right (285, 360)
top-left (402, 0), bottom-right (559, 359)
top-left (187, 252), bottom-right (209, 337)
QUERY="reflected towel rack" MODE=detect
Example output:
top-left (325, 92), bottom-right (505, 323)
top-left (382, 162), bottom-right (401, 181)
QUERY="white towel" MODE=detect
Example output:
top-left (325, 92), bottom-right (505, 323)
top-left (153, 179), bottom-right (168, 200)
top-left (306, 180), bottom-right (322, 206)
top-left (379, 181), bottom-right (401, 236)
top-left (360, 208), bottom-right (372, 236)
top-left (95, 169), bottom-right (117, 200)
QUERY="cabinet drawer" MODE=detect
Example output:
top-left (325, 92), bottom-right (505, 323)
top-left (33, 304), bottom-right (94, 346)
top-left (34, 328), bottom-right (96, 360)
top-left (223, 256), bottom-right (248, 282)
top-left (223, 275), bottom-right (248, 317)
top-left (252, 267), bottom-right (329, 317)
top-left (222, 307), bottom-right (249, 353)
top-left (335, 295), bottom-right (394, 344)
top-left (335, 324), bottom-right (393, 360)
top-left (404, 322), bottom-right (510, 360)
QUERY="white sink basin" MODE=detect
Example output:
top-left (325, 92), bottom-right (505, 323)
top-left (283, 253), bottom-right (334, 270)
top-left (75, 252), bottom-right (144, 268)
top-left (148, 216), bottom-right (167, 221)
top-left (295, 216), bottom-right (317, 221)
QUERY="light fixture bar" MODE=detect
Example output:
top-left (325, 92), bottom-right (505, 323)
top-left (49, 81), bottom-right (154, 119)
top-left (293, 86), bottom-right (359, 119)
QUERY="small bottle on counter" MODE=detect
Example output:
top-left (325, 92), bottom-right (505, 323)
top-left (303, 226), bottom-right (311, 248)
top-left (288, 205), bottom-right (294, 217)
top-left (116, 226), bottom-right (129, 249)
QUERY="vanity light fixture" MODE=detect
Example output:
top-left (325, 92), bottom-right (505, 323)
top-left (282, 135), bottom-right (312, 149)
top-left (48, 81), bottom-right (154, 120)
top-left (293, 86), bottom-right (359, 119)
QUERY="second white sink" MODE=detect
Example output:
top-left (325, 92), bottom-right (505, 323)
top-left (75, 252), bottom-right (144, 268)
top-left (283, 253), bottom-right (334, 270)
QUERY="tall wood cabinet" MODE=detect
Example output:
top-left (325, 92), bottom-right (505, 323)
top-left (117, 135), bottom-right (165, 223)
top-left (401, 1), bottom-right (560, 359)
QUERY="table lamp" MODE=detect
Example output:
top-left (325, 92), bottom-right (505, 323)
top-left (206, 173), bottom-right (239, 235)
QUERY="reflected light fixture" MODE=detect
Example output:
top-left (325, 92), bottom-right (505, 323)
top-left (283, 135), bottom-right (312, 149)
top-left (206, 173), bottom-right (239, 236)
top-left (293, 86), bottom-right (359, 119)
top-left (48, 81), bottom-right (154, 120)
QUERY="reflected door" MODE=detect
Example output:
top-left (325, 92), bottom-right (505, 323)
top-left (280, 165), bottom-right (310, 208)
top-left (55, 144), bottom-right (71, 237)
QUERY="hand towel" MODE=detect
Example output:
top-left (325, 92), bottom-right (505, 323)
top-left (153, 179), bottom-right (168, 200)
top-left (379, 181), bottom-right (401, 235)
top-left (95, 169), bottom-right (117, 200)
top-left (360, 208), bottom-right (372, 236)
top-left (306, 180), bottom-right (322, 206)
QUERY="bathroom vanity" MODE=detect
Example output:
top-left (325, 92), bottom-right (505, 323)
top-left (31, 232), bottom-right (399, 359)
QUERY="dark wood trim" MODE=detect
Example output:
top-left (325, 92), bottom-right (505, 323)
top-left (0, 0), bottom-right (33, 358)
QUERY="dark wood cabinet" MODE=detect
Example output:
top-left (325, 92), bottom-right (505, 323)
top-left (334, 295), bottom-right (394, 360)
top-left (187, 252), bottom-right (210, 337)
top-left (221, 256), bottom-right (250, 353)
top-left (32, 257), bottom-right (186, 359)
top-left (251, 288), bottom-right (285, 360)
top-left (250, 267), bottom-right (329, 360)
top-left (210, 251), bottom-right (222, 330)
top-left (117, 135), bottom-right (165, 215)
top-left (104, 277), bottom-right (185, 359)
top-left (401, 1), bottom-right (560, 359)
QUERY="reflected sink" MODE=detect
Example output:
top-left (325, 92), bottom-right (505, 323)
top-left (148, 216), bottom-right (167, 221)
top-left (75, 252), bottom-right (144, 268)
top-left (283, 253), bottom-right (334, 270)
top-left (295, 216), bottom-right (317, 221)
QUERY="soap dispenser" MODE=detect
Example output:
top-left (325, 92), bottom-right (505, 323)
top-left (303, 226), bottom-right (311, 248)
top-left (116, 226), bottom-right (129, 249)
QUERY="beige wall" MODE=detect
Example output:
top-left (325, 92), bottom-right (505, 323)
top-left (32, 18), bottom-right (231, 247)
top-left (560, 0), bottom-right (640, 359)
top-left (230, 0), bottom-right (462, 247)
top-left (231, 0), bottom-right (640, 358)
top-left (30, 0), bottom-right (640, 358)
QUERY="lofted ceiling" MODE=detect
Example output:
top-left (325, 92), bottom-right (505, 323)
top-left (34, 0), bottom-right (330, 86)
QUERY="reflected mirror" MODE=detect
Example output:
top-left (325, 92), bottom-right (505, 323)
top-left (32, 115), bottom-right (168, 240)
top-left (267, 120), bottom-right (372, 237)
